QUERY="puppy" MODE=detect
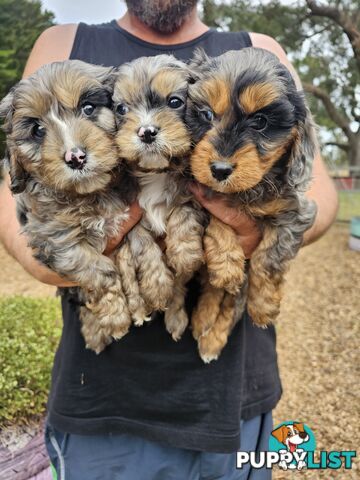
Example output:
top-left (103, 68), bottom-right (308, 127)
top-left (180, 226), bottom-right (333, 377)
top-left (0, 60), bottom-right (135, 353)
top-left (112, 55), bottom-right (206, 339)
top-left (187, 48), bottom-right (317, 361)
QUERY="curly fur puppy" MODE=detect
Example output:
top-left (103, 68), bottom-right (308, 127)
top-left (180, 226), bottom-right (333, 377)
top-left (187, 48), bottom-right (317, 362)
top-left (112, 55), bottom-right (206, 340)
top-left (0, 60), bottom-right (135, 353)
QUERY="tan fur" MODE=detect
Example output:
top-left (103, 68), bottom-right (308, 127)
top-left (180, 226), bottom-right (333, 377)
top-left (166, 205), bottom-right (205, 278)
top-left (191, 269), bottom-right (225, 341)
top-left (247, 198), bottom-right (292, 217)
top-left (127, 224), bottom-right (175, 311)
top-left (115, 240), bottom-right (150, 326)
top-left (239, 82), bottom-right (279, 114)
top-left (204, 216), bottom-right (245, 293)
top-left (197, 292), bottom-right (236, 363)
top-left (247, 227), bottom-right (285, 326)
top-left (191, 140), bottom-right (295, 195)
top-left (201, 77), bottom-right (230, 116)
top-left (165, 204), bottom-right (205, 339)
top-left (151, 69), bottom-right (188, 99)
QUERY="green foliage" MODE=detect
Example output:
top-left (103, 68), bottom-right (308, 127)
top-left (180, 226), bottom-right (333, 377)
top-left (0, 296), bottom-right (61, 424)
top-left (0, 0), bottom-right (54, 156)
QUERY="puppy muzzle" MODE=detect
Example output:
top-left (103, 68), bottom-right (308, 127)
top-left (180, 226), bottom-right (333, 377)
top-left (137, 125), bottom-right (159, 144)
top-left (65, 148), bottom-right (87, 170)
top-left (210, 162), bottom-right (233, 181)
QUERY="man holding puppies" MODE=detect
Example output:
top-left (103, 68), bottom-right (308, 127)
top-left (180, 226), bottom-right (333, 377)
top-left (0, 1), bottom-right (337, 479)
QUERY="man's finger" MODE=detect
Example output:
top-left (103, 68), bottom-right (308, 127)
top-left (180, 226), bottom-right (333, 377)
top-left (189, 182), bottom-right (249, 230)
top-left (104, 202), bottom-right (142, 255)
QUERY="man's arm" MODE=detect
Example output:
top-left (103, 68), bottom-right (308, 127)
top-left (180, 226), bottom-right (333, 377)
top-left (191, 34), bottom-right (338, 253)
top-left (0, 25), bottom-right (142, 286)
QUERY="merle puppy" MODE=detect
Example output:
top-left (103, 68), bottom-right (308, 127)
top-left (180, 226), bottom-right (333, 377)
top-left (0, 60), bottom-right (134, 353)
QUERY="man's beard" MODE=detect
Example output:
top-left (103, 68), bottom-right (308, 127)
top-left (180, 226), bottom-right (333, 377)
top-left (125, 0), bottom-right (199, 34)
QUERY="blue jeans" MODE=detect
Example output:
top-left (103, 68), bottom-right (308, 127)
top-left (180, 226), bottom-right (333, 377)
top-left (45, 412), bottom-right (272, 480)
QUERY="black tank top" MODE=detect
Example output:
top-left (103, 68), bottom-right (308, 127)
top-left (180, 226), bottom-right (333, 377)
top-left (47, 21), bottom-right (282, 453)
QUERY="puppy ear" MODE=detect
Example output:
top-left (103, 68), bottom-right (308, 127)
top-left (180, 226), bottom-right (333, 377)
top-left (7, 149), bottom-right (29, 194)
top-left (190, 48), bottom-right (210, 68)
top-left (0, 89), bottom-right (15, 134)
top-left (271, 425), bottom-right (288, 444)
top-left (287, 103), bottom-right (317, 189)
top-left (99, 66), bottom-right (118, 91)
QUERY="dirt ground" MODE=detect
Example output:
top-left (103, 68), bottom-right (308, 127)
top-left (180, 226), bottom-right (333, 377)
top-left (0, 224), bottom-right (359, 477)
top-left (273, 224), bottom-right (359, 479)
top-left (0, 246), bottom-right (55, 297)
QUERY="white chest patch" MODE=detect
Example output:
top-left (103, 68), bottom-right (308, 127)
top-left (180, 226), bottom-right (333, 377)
top-left (137, 172), bottom-right (175, 236)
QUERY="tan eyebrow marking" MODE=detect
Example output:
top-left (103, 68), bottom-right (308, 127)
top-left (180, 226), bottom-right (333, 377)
top-left (200, 77), bottom-right (230, 117)
top-left (239, 83), bottom-right (279, 114)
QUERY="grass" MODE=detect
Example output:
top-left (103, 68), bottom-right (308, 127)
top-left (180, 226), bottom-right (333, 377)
top-left (337, 190), bottom-right (360, 222)
top-left (0, 296), bottom-right (61, 425)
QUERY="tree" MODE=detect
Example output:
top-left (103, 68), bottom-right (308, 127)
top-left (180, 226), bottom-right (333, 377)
top-left (202, 0), bottom-right (360, 171)
top-left (0, 0), bottom-right (54, 156)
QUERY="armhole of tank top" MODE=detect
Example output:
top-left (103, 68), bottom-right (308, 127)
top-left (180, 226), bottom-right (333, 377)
top-left (69, 23), bottom-right (84, 60)
top-left (240, 31), bottom-right (252, 48)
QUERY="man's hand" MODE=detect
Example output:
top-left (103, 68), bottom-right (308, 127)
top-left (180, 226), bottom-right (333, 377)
top-left (103, 202), bottom-right (143, 255)
top-left (189, 183), bottom-right (262, 259)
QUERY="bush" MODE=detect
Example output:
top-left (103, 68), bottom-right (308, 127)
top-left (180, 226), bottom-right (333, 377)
top-left (0, 296), bottom-right (61, 425)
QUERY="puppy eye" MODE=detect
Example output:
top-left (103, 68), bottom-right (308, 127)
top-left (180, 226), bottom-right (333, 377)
top-left (168, 96), bottom-right (184, 109)
top-left (82, 103), bottom-right (96, 116)
top-left (200, 109), bottom-right (214, 122)
top-left (250, 114), bottom-right (268, 131)
top-left (32, 123), bottom-right (46, 140)
top-left (116, 103), bottom-right (129, 115)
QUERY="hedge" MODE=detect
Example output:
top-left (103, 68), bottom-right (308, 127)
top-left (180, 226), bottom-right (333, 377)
top-left (0, 296), bottom-right (61, 425)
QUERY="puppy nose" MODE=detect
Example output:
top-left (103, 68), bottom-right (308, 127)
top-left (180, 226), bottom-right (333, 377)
top-left (138, 125), bottom-right (159, 144)
top-left (64, 148), bottom-right (87, 170)
top-left (299, 432), bottom-right (308, 439)
top-left (210, 162), bottom-right (233, 181)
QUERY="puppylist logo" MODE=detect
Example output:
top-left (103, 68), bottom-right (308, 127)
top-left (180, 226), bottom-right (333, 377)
top-left (237, 421), bottom-right (356, 472)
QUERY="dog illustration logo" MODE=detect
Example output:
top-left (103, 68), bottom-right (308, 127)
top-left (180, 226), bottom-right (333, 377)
top-left (238, 420), bottom-right (355, 471)
top-left (269, 421), bottom-right (315, 471)
top-left (272, 422), bottom-right (309, 453)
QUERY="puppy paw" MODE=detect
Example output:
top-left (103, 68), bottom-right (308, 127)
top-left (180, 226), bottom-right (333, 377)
top-left (166, 204), bottom-right (205, 277)
top-left (166, 241), bottom-right (204, 278)
top-left (196, 291), bottom-right (236, 363)
top-left (86, 279), bottom-right (131, 340)
top-left (140, 265), bottom-right (174, 311)
top-left (247, 292), bottom-right (280, 327)
top-left (129, 297), bottom-right (151, 326)
top-left (133, 313), bottom-right (152, 327)
top-left (80, 308), bottom-right (113, 354)
top-left (164, 307), bottom-right (188, 341)
top-left (197, 332), bottom-right (223, 363)
top-left (208, 266), bottom-right (245, 295)
top-left (204, 217), bottom-right (245, 294)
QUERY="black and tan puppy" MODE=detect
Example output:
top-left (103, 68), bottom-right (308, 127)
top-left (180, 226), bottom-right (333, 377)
top-left (187, 48), bottom-right (317, 362)
top-left (0, 60), bottom-right (134, 353)
top-left (113, 55), bottom-right (206, 340)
